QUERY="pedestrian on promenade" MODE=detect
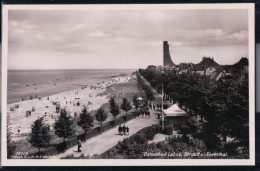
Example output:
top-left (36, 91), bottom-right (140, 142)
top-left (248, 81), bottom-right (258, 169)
top-left (78, 140), bottom-right (82, 152)
top-left (126, 126), bottom-right (129, 135)
top-left (18, 126), bottom-right (20, 134)
top-left (153, 104), bottom-right (156, 110)
top-left (141, 109), bottom-right (144, 118)
top-left (149, 103), bottom-right (152, 109)
top-left (123, 124), bottom-right (126, 135)
top-left (118, 125), bottom-right (122, 135)
top-left (137, 112), bottom-right (140, 119)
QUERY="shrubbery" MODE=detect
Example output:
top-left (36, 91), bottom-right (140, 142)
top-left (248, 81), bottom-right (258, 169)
top-left (163, 125), bottom-right (173, 135)
top-left (180, 125), bottom-right (191, 135)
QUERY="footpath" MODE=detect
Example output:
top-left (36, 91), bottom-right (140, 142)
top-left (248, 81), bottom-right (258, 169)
top-left (56, 110), bottom-right (159, 158)
top-left (55, 74), bottom-right (163, 159)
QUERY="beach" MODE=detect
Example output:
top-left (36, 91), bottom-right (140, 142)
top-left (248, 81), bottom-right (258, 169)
top-left (7, 73), bottom-right (134, 140)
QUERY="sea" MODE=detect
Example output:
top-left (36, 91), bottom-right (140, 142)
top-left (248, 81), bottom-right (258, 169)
top-left (7, 69), bottom-right (135, 104)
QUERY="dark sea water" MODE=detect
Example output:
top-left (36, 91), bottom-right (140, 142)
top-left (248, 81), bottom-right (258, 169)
top-left (7, 69), bottom-right (135, 104)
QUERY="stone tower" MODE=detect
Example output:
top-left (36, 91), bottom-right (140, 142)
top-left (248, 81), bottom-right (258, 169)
top-left (163, 41), bottom-right (175, 67)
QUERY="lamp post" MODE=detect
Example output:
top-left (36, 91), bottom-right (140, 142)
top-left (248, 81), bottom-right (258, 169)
top-left (162, 83), bottom-right (164, 130)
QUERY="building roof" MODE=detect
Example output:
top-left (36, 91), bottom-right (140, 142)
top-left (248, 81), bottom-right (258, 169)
top-left (209, 70), bottom-right (225, 80)
top-left (193, 57), bottom-right (220, 71)
top-left (163, 104), bottom-right (188, 117)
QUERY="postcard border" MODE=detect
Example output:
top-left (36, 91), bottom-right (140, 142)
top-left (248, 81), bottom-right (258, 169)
top-left (1, 3), bottom-right (255, 166)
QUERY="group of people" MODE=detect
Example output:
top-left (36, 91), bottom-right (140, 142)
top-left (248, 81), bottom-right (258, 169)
top-left (118, 124), bottom-right (129, 135)
top-left (148, 103), bottom-right (168, 110)
top-left (137, 109), bottom-right (150, 118)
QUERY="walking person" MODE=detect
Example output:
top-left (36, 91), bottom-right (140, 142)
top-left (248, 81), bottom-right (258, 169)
top-left (118, 125), bottom-right (122, 135)
top-left (123, 124), bottom-right (126, 135)
top-left (153, 104), bottom-right (156, 110)
top-left (126, 126), bottom-right (129, 135)
top-left (78, 140), bottom-right (82, 152)
top-left (18, 126), bottom-right (21, 134)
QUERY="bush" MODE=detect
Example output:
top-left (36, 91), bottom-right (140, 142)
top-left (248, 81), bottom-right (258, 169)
top-left (163, 125), bottom-right (173, 135)
top-left (181, 134), bottom-right (189, 143)
top-left (56, 141), bottom-right (68, 153)
top-left (145, 127), bottom-right (157, 140)
top-left (222, 142), bottom-right (239, 156)
top-left (180, 125), bottom-right (191, 135)
top-left (189, 138), bottom-right (207, 152)
top-left (110, 120), bottom-right (116, 127)
top-left (96, 127), bottom-right (103, 134)
top-left (123, 116), bottom-right (127, 122)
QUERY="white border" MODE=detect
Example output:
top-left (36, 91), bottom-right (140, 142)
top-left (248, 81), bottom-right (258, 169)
top-left (1, 3), bottom-right (255, 166)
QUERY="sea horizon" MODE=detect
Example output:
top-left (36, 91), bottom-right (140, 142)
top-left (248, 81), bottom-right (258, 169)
top-left (7, 69), bottom-right (135, 104)
top-left (8, 68), bottom-right (138, 71)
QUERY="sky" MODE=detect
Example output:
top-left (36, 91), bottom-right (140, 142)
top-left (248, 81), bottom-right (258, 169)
top-left (8, 9), bottom-right (249, 69)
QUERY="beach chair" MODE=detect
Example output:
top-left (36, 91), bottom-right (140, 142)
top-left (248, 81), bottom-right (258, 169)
top-left (10, 107), bottom-right (15, 111)
top-left (56, 103), bottom-right (61, 113)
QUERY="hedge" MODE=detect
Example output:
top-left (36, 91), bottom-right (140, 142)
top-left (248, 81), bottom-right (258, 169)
top-left (31, 111), bottom-right (137, 157)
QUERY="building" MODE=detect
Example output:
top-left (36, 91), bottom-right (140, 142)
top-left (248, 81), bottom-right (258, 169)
top-left (177, 63), bottom-right (193, 75)
top-left (206, 66), bottom-right (216, 75)
top-left (163, 104), bottom-right (189, 129)
top-left (210, 70), bottom-right (226, 81)
top-left (192, 57), bottom-right (220, 75)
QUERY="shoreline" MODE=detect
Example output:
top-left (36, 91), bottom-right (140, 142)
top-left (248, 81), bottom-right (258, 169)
top-left (7, 74), bottom-right (133, 140)
top-left (7, 69), bottom-right (136, 104)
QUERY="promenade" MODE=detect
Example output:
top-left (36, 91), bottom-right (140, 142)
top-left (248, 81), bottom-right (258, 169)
top-left (56, 75), bottom-right (163, 158)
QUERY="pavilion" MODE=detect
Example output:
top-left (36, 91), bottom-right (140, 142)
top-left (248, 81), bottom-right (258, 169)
top-left (163, 104), bottom-right (189, 129)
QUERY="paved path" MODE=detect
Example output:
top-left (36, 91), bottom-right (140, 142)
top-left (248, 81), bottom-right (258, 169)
top-left (55, 74), bottom-right (163, 158)
top-left (56, 110), bottom-right (159, 158)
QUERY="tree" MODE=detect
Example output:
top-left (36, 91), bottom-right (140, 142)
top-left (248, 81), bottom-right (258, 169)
top-left (133, 95), bottom-right (139, 111)
top-left (109, 97), bottom-right (120, 119)
top-left (95, 107), bottom-right (108, 128)
top-left (7, 122), bottom-right (16, 158)
top-left (54, 108), bottom-right (74, 142)
top-left (29, 117), bottom-right (51, 152)
top-left (145, 88), bottom-right (155, 102)
top-left (121, 98), bottom-right (132, 120)
top-left (77, 106), bottom-right (94, 137)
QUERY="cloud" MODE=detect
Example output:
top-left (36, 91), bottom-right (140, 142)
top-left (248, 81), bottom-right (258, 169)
top-left (7, 9), bottom-right (249, 69)
top-left (88, 31), bottom-right (108, 38)
top-left (229, 30), bottom-right (248, 41)
top-left (62, 24), bottom-right (87, 32)
top-left (195, 28), bottom-right (224, 37)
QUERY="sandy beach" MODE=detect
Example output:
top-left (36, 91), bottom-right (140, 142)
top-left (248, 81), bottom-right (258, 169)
top-left (7, 75), bottom-right (132, 140)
